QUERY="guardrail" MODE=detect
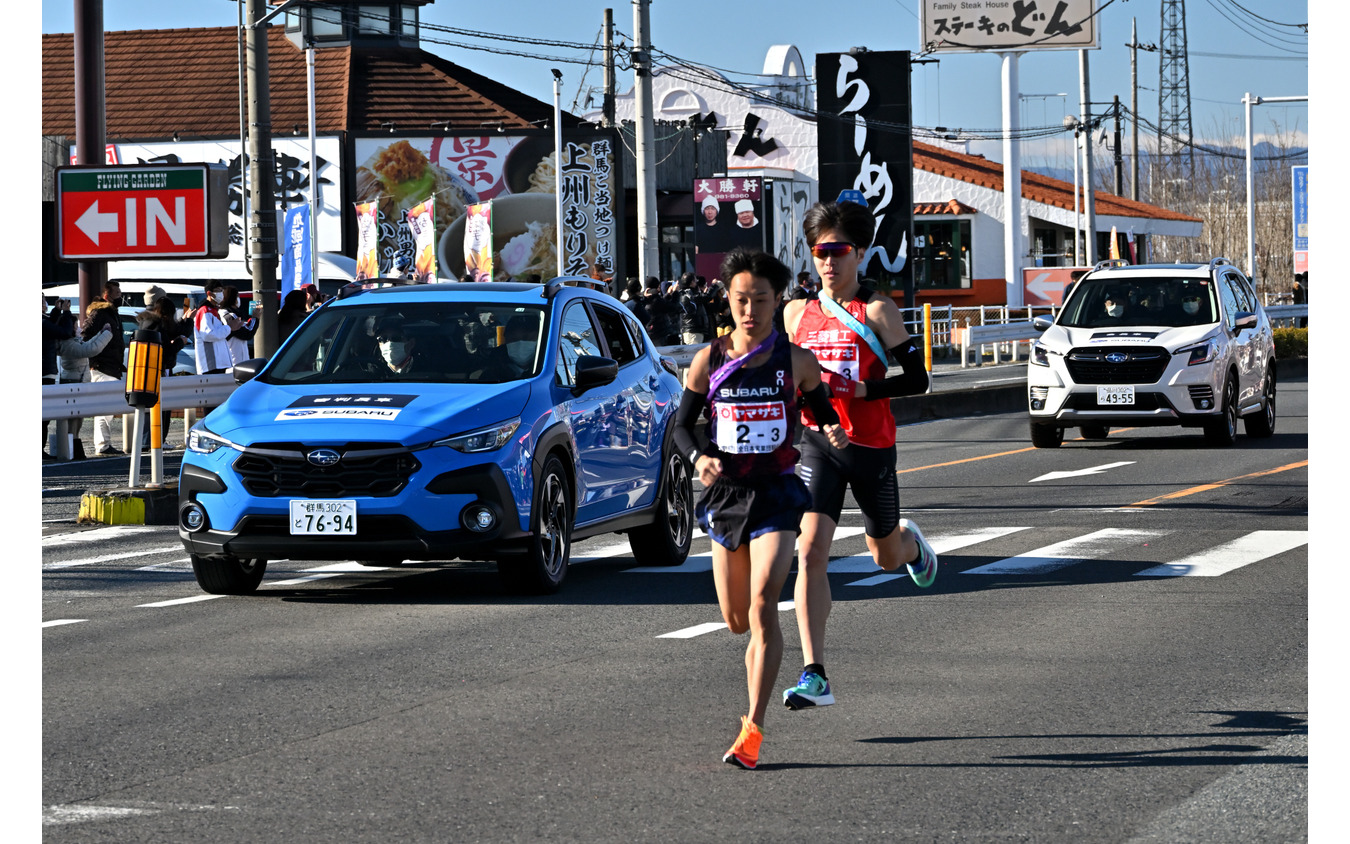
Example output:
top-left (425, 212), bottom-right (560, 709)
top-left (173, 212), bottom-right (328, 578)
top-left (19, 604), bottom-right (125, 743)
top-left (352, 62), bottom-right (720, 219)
top-left (956, 321), bottom-right (1046, 368)
top-left (1262, 304), bottom-right (1308, 327)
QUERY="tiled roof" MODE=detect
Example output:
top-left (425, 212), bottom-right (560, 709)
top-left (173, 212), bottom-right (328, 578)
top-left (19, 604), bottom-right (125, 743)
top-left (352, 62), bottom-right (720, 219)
top-left (913, 140), bottom-right (1202, 224)
top-left (914, 198), bottom-right (978, 216)
top-left (43, 26), bottom-right (579, 140)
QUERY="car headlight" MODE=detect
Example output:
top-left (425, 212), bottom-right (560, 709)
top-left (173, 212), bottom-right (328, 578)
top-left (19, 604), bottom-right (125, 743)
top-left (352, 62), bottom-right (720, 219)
top-left (186, 425), bottom-right (235, 455)
top-left (437, 419), bottom-right (521, 453)
top-left (1031, 342), bottom-right (1049, 367)
top-left (1182, 342), bottom-right (1216, 366)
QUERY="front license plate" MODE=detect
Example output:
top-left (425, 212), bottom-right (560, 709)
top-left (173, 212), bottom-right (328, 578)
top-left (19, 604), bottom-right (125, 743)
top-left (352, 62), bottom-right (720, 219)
top-left (1096, 385), bottom-right (1135, 406)
top-left (289, 500), bottom-right (357, 535)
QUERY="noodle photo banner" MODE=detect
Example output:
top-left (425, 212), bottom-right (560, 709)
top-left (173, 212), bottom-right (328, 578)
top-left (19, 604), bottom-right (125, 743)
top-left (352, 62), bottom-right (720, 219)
top-left (354, 200), bottom-right (380, 280)
top-left (464, 202), bottom-right (493, 282)
top-left (405, 197), bottom-right (437, 282)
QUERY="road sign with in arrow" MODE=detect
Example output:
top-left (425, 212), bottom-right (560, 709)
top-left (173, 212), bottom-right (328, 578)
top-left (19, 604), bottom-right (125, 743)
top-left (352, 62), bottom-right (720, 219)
top-left (56, 164), bottom-right (230, 261)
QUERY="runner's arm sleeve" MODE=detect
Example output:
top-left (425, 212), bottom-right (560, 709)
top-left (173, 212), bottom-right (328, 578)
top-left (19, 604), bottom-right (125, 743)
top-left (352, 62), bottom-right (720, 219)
top-left (862, 339), bottom-right (930, 399)
top-left (800, 382), bottom-right (841, 426)
top-left (672, 388), bottom-right (711, 464)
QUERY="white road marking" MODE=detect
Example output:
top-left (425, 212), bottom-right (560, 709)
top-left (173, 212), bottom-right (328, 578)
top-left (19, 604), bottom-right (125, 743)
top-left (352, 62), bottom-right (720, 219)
top-left (44, 804), bottom-right (158, 825)
top-left (42, 619), bottom-right (86, 628)
top-left (136, 558), bottom-right (192, 572)
top-left (846, 526), bottom-right (1034, 586)
top-left (657, 622), bottom-right (726, 639)
top-left (962, 528), bottom-right (1167, 575)
top-left (1134, 530), bottom-right (1309, 577)
top-left (1030, 461), bottom-right (1135, 483)
top-left (138, 594), bottom-right (224, 608)
top-left (40, 526), bottom-right (156, 546)
top-left (45, 545), bottom-right (186, 570)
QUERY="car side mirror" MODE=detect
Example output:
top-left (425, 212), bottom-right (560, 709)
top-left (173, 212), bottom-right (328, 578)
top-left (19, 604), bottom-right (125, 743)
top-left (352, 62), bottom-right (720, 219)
top-left (573, 356), bottom-right (618, 394)
top-left (233, 358), bottom-right (267, 384)
top-left (1033, 315), bottom-right (1054, 331)
top-left (1234, 312), bottom-right (1257, 331)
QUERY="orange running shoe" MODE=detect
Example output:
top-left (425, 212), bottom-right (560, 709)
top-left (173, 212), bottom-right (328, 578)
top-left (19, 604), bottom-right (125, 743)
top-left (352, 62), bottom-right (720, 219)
top-left (723, 715), bottom-right (763, 769)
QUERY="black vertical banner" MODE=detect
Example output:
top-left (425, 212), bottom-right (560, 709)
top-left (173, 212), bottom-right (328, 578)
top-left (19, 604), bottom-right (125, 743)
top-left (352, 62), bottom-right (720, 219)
top-left (815, 51), bottom-right (915, 309)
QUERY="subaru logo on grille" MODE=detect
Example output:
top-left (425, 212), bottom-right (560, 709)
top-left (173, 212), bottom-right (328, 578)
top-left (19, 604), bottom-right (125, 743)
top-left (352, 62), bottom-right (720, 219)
top-left (307, 448), bottom-right (341, 467)
top-left (1105, 352), bottom-right (1129, 364)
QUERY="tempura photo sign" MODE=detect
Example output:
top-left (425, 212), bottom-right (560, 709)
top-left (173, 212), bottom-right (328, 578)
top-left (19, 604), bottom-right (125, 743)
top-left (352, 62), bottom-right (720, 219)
top-left (354, 200), bottom-right (379, 280)
top-left (464, 202), bottom-right (493, 283)
top-left (406, 197), bottom-right (437, 282)
top-left (920, 0), bottom-right (1099, 53)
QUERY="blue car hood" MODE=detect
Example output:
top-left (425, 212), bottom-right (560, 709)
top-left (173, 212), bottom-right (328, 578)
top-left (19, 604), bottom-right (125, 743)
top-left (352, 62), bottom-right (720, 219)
top-left (206, 379), bottom-right (533, 446)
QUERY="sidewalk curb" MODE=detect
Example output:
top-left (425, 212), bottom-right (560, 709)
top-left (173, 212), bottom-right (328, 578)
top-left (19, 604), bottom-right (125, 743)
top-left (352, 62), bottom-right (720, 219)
top-left (892, 383), bottom-right (1026, 425)
top-left (78, 484), bottom-right (178, 526)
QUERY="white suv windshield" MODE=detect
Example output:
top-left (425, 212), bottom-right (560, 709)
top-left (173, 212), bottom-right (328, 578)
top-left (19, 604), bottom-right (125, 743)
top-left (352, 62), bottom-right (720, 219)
top-left (1060, 277), bottom-right (1218, 328)
top-left (262, 302), bottom-right (547, 385)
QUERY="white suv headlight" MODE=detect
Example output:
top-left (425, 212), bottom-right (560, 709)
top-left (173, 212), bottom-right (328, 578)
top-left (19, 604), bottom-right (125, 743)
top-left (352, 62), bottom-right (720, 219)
top-left (438, 419), bottom-right (521, 453)
top-left (1031, 342), bottom-right (1050, 367)
top-left (1181, 342), bottom-right (1216, 366)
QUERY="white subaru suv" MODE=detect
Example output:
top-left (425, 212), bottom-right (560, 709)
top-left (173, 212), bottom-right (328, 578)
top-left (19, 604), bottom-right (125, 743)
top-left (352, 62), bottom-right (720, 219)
top-left (1027, 258), bottom-right (1277, 448)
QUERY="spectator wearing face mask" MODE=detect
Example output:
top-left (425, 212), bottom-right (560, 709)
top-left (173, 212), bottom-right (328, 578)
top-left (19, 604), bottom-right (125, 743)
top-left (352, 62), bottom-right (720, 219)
top-left (194, 281), bottom-right (239, 374)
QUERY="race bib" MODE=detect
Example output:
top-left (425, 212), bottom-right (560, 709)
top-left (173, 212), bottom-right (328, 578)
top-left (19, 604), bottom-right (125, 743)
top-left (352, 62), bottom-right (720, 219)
top-left (812, 342), bottom-right (860, 383)
top-left (714, 401), bottom-right (788, 454)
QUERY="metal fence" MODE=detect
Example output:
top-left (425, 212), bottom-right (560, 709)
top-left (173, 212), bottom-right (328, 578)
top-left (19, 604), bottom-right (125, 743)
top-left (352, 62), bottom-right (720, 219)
top-left (899, 304), bottom-right (1060, 359)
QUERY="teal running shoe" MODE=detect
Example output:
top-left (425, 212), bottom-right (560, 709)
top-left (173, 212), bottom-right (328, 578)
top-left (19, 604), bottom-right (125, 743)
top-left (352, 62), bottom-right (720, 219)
top-left (900, 518), bottom-right (938, 588)
top-left (783, 670), bottom-right (834, 710)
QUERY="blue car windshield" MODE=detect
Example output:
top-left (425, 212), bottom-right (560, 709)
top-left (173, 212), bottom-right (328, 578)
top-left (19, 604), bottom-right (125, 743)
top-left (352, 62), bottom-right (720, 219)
top-left (1059, 277), bottom-right (1218, 328)
top-left (260, 302), bottom-right (547, 385)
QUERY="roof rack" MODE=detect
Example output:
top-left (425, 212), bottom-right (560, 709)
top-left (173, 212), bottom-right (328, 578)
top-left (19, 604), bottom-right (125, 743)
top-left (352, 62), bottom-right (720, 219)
top-left (335, 276), bottom-right (425, 299)
top-left (1206, 257), bottom-right (1232, 272)
top-left (543, 276), bottom-right (609, 299)
top-left (1092, 258), bottom-right (1131, 272)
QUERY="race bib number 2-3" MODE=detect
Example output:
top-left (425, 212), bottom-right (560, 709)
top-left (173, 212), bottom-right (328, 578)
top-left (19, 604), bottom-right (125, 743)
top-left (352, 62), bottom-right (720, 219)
top-left (715, 402), bottom-right (788, 454)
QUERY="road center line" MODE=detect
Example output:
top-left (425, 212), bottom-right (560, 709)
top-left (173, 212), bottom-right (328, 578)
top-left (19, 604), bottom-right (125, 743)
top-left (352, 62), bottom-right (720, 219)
top-left (1126, 460), bottom-right (1309, 507)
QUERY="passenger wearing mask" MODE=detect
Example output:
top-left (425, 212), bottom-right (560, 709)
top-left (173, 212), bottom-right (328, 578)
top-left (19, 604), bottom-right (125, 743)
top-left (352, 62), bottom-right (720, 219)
top-left (478, 315), bottom-right (540, 381)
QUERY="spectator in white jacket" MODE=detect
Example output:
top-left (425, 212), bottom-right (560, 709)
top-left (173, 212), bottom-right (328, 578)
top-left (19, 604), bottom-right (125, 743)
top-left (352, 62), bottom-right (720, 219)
top-left (194, 281), bottom-right (239, 374)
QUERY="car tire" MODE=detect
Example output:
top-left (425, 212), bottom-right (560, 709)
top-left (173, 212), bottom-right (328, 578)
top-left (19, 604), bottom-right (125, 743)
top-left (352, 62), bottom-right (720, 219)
top-left (1079, 424), bottom-right (1110, 440)
top-left (628, 450), bottom-right (693, 566)
top-left (1030, 421), bottom-right (1063, 448)
top-left (498, 454), bottom-right (572, 594)
top-left (1204, 375), bottom-right (1239, 446)
top-left (1243, 367), bottom-right (1277, 438)
top-left (190, 554), bottom-right (266, 595)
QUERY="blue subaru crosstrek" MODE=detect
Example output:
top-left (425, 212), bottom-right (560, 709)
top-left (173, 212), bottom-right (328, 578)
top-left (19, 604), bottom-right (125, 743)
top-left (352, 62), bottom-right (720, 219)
top-left (178, 278), bottom-right (693, 595)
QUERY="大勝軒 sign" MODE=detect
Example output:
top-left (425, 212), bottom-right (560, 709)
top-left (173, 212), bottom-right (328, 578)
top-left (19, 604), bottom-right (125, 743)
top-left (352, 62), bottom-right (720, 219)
top-left (56, 164), bottom-right (230, 260)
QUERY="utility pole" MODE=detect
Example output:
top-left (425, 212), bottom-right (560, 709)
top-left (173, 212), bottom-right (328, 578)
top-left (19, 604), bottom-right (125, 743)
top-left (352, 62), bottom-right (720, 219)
top-left (632, 0), bottom-right (658, 285)
top-left (1079, 49), bottom-right (1096, 266)
top-left (1113, 96), bottom-right (1123, 197)
top-left (1127, 19), bottom-right (1157, 203)
top-left (74, 0), bottom-right (106, 318)
top-left (602, 9), bottom-right (615, 128)
top-left (246, 0), bottom-right (279, 358)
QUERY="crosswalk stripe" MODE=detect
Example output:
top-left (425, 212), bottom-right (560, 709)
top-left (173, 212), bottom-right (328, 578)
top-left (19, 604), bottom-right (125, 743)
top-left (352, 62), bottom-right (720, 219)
top-left (846, 526), bottom-right (1034, 586)
top-left (1133, 530), bottom-right (1309, 577)
top-left (657, 600), bottom-right (795, 639)
top-left (44, 544), bottom-right (184, 570)
top-left (963, 528), bottom-right (1167, 575)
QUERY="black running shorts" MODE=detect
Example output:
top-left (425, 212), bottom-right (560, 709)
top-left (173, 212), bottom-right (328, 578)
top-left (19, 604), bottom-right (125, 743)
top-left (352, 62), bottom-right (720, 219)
top-left (797, 427), bottom-right (900, 538)
top-left (696, 472), bottom-right (811, 552)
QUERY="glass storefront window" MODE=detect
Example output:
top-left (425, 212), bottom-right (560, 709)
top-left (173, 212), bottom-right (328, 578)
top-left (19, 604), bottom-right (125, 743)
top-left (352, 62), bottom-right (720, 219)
top-left (914, 220), bottom-right (971, 289)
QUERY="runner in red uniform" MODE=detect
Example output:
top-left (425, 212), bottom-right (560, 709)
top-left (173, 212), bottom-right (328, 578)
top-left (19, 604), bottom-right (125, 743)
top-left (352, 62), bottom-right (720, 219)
top-left (779, 199), bottom-right (939, 710)
top-left (674, 248), bottom-right (847, 769)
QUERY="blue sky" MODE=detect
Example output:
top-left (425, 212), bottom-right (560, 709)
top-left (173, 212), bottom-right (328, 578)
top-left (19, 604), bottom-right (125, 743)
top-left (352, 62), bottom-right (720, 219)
top-left (39, 0), bottom-right (1310, 162)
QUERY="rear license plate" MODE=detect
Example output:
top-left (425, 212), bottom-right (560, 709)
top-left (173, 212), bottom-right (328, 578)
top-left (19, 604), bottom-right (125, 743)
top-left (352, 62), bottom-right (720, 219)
top-left (289, 500), bottom-right (357, 535)
top-left (1096, 385), bottom-right (1135, 406)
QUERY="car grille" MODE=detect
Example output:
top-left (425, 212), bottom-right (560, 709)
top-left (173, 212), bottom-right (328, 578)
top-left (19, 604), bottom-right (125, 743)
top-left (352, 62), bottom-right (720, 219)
top-left (1064, 346), bottom-right (1170, 385)
top-left (232, 442), bottom-right (421, 497)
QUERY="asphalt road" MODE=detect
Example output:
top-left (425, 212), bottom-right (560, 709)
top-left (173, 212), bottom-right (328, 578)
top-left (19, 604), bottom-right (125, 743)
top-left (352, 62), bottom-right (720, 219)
top-left (39, 371), bottom-right (1309, 842)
